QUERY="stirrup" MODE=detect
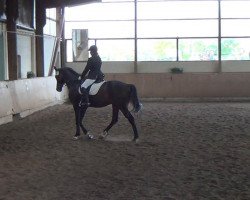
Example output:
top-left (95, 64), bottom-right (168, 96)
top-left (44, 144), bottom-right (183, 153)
top-left (79, 101), bottom-right (90, 107)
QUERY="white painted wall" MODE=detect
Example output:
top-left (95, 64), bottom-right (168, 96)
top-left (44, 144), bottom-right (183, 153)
top-left (137, 61), bottom-right (219, 73)
top-left (221, 61), bottom-right (250, 72)
top-left (0, 81), bottom-right (13, 124)
top-left (104, 73), bottom-right (250, 99)
top-left (102, 62), bottom-right (135, 73)
top-left (0, 77), bottom-right (68, 125)
top-left (64, 60), bottom-right (250, 101)
top-left (1, 53), bottom-right (250, 126)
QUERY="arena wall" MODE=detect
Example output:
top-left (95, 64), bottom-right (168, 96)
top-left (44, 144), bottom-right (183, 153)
top-left (104, 73), bottom-right (250, 99)
top-left (67, 61), bottom-right (250, 99)
top-left (68, 61), bottom-right (250, 74)
top-left (0, 77), bottom-right (68, 125)
top-left (1, 61), bottom-right (250, 126)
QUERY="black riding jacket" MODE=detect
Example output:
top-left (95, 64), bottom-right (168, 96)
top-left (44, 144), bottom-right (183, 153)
top-left (81, 54), bottom-right (102, 80)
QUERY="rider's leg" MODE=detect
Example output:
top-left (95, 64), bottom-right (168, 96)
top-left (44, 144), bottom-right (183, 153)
top-left (79, 79), bottom-right (95, 107)
top-left (79, 87), bottom-right (89, 107)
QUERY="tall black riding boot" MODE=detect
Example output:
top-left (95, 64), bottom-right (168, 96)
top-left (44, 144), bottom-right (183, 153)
top-left (79, 87), bottom-right (90, 107)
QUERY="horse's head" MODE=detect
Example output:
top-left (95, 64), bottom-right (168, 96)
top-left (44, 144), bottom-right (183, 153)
top-left (54, 67), bottom-right (81, 92)
top-left (54, 67), bottom-right (65, 92)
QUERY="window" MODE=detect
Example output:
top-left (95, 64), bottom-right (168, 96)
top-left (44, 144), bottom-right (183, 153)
top-left (65, 1), bottom-right (134, 61)
top-left (44, 8), bottom-right (57, 76)
top-left (221, 19), bottom-right (250, 37)
top-left (221, 0), bottom-right (250, 60)
top-left (65, 21), bottom-right (134, 39)
top-left (96, 39), bottom-right (134, 61)
top-left (136, 0), bottom-right (218, 61)
top-left (137, 20), bottom-right (218, 38)
top-left (221, 38), bottom-right (250, 60)
top-left (66, 40), bottom-right (73, 62)
top-left (44, 8), bottom-right (57, 36)
top-left (138, 39), bottom-right (176, 61)
top-left (137, 1), bottom-right (218, 19)
top-left (221, 1), bottom-right (250, 18)
top-left (46, 8), bottom-right (56, 20)
top-left (44, 20), bottom-right (56, 36)
top-left (179, 39), bottom-right (218, 61)
top-left (65, 3), bottom-right (134, 21)
top-left (64, 0), bottom-right (250, 62)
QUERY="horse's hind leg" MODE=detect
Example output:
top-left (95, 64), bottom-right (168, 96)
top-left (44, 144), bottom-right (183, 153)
top-left (120, 106), bottom-right (139, 141)
top-left (100, 105), bottom-right (119, 139)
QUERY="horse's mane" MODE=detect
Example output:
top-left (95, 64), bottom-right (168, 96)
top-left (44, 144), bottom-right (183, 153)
top-left (62, 67), bottom-right (81, 78)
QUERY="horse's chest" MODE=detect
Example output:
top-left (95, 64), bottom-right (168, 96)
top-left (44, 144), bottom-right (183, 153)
top-left (69, 88), bottom-right (80, 100)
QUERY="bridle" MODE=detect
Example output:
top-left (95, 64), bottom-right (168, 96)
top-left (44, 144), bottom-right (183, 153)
top-left (55, 74), bottom-right (65, 91)
top-left (55, 71), bottom-right (81, 91)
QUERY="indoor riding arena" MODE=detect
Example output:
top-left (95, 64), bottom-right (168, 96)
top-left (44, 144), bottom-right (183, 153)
top-left (0, 1), bottom-right (250, 200)
top-left (1, 101), bottom-right (250, 199)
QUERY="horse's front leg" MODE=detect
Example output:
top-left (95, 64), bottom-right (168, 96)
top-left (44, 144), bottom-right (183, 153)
top-left (73, 105), bottom-right (90, 140)
top-left (73, 105), bottom-right (82, 140)
top-left (79, 106), bottom-right (87, 134)
top-left (79, 106), bottom-right (94, 139)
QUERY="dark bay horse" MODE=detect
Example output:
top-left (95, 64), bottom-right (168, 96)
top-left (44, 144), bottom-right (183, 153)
top-left (54, 67), bottom-right (142, 142)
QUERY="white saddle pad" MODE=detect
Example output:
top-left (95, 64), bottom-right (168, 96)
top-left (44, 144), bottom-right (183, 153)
top-left (89, 81), bottom-right (105, 95)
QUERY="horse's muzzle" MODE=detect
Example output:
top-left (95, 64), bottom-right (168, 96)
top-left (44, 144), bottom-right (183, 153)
top-left (56, 84), bottom-right (63, 92)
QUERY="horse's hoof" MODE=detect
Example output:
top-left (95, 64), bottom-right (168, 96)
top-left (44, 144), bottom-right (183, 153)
top-left (98, 135), bottom-right (104, 140)
top-left (87, 134), bottom-right (94, 140)
top-left (134, 103), bottom-right (143, 113)
top-left (72, 136), bottom-right (80, 140)
top-left (86, 131), bottom-right (94, 140)
top-left (133, 138), bottom-right (139, 143)
top-left (99, 131), bottom-right (108, 140)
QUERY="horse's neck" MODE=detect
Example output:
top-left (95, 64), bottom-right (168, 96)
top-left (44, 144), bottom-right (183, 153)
top-left (66, 79), bottom-right (80, 90)
top-left (65, 72), bottom-right (80, 89)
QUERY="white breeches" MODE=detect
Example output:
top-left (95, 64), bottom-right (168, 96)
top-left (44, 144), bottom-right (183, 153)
top-left (81, 79), bottom-right (95, 88)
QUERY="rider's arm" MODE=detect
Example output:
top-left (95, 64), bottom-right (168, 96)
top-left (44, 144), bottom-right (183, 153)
top-left (81, 59), bottom-right (91, 79)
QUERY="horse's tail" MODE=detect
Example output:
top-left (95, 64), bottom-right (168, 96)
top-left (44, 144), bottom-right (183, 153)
top-left (129, 84), bottom-right (142, 113)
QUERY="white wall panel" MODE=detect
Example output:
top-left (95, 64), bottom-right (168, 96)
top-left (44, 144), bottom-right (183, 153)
top-left (0, 77), bottom-right (68, 125)
top-left (222, 61), bottom-right (250, 72)
top-left (0, 82), bottom-right (13, 124)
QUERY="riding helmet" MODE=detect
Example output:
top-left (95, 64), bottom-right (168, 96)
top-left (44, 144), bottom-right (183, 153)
top-left (88, 45), bottom-right (98, 52)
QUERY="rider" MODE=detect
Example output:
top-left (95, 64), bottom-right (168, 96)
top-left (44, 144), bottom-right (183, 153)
top-left (79, 45), bottom-right (102, 107)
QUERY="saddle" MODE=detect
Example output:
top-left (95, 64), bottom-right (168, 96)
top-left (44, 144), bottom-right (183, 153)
top-left (88, 81), bottom-right (105, 96)
top-left (81, 72), bottom-right (105, 96)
